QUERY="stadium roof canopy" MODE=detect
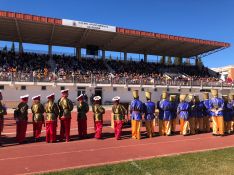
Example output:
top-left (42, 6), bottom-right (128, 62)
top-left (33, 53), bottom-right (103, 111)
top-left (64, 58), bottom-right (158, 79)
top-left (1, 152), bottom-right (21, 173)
top-left (0, 10), bottom-right (230, 58)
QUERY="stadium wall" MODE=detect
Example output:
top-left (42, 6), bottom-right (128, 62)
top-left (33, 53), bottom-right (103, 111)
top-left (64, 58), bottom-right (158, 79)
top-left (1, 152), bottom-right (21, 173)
top-left (0, 83), bottom-right (233, 108)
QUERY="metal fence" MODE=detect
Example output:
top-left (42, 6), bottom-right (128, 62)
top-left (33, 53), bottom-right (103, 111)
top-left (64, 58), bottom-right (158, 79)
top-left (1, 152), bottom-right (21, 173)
top-left (0, 72), bottom-right (233, 88)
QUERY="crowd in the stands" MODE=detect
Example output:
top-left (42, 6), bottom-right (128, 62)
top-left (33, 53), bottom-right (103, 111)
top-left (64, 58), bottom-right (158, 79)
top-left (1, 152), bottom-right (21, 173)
top-left (0, 50), bottom-right (222, 85)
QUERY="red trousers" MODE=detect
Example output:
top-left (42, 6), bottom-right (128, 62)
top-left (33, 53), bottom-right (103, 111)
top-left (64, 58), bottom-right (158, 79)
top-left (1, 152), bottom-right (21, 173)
top-left (60, 118), bottom-right (71, 142)
top-left (114, 120), bottom-right (123, 140)
top-left (46, 121), bottom-right (57, 143)
top-left (0, 119), bottom-right (3, 135)
top-left (33, 121), bottom-right (43, 139)
top-left (0, 119), bottom-right (3, 143)
top-left (16, 121), bottom-right (27, 143)
top-left (94, 121), bottom-right (103, 139)
top-left (78, 118), bottom-right (87, 138)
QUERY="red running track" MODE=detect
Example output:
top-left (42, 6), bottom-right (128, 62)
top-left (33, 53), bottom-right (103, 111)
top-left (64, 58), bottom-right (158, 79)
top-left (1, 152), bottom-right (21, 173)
top-left (1, 111), bottom-right (234, 175)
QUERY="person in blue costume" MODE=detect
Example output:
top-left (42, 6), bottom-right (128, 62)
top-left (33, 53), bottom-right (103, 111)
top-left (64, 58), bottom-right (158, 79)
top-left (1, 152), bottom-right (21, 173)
top-left (170, 95), bottom-right (178, 135)
top-left (177, 94), bottom-right (190, 136)
top-left (143, 91), bottom-right (155, 138)
top-left (188, 94), bottom-right (196, 135)
top-left (222, 95), bottom-right (232, 134)
top-left (157, 95), bottom-right (163, 136)
top-left (130, 90), bottom-right (144, 140)
top-left (202, 92), bottom-right (211, 133)
top-left (229, 94), bottom-right (234, 132)
top-left (210, 89), bottom-right (224, 136)
top-left (158, 91), bottom-right (172, 136)
top-left (193, 95), bottom-right (205, 134)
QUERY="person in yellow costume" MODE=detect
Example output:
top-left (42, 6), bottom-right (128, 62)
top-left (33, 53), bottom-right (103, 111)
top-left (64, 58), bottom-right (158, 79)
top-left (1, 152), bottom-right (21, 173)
top-left (130, 90), bottom-right (144, 140)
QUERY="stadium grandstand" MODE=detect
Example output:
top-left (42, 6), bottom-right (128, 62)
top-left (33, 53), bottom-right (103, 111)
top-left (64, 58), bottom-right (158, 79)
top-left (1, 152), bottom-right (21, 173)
top-left (0, 10), bottom-right (231, 105)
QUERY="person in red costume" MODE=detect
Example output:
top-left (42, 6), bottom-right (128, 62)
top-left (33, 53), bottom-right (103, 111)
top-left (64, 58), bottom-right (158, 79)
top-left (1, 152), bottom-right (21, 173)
top-left (14, 94), bottom-right (29, 144)
top-left (31, 95), bottom-right (45, 142)
top-left (44, 93), bottom-right (60, 143)
top-left (58, 89), bottom-right (74, 142)
top-left (92, 96), bottom-right (105, 139)
top-left (0, 91), bottom-right (7, 146)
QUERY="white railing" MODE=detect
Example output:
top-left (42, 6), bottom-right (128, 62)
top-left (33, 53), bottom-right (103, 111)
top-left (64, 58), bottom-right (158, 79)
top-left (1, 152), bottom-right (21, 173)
top-left (0, 72), bottom-right (232, 88)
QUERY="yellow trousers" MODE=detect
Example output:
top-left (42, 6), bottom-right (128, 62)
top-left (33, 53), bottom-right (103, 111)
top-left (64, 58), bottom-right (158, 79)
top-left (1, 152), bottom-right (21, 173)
top-left (195, 118), bottom-right (203, 132)
top-left (189, 117), bottom-right (196, 135)
top-left (145, 120), bottom-right (154, 138)
top-left (203, 116), bottom-right (210, 132)
top-left (224, 121), bottom-right (232, 133)
top-left (163, 120), bottom-right (172, 136)
top-left (131, 120), bottom-right (141, 139)
top-left (159, 119), bottom-right (172, 136)
top-left (171, 119), bottom-right (177, 133)
top-left (212, 116), bottom-right (224, 135)
top-left (159, 119), bottom-right (164, 136)
top-left (180, 119), bottom-right (189, 135)
top-left (231, 121), bottom-right (234, 131)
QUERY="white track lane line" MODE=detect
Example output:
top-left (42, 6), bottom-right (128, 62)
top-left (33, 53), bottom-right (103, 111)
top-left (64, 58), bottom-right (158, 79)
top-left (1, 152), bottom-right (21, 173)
top-left (20, 144), bottom-right (234, 175)
top-left (0, 136), bottom-right (217, 161)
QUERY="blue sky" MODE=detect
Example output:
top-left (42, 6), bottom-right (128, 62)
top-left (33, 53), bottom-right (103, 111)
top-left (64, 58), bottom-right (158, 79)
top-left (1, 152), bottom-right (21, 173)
top-left (1, 0), bottom-right (233, 68)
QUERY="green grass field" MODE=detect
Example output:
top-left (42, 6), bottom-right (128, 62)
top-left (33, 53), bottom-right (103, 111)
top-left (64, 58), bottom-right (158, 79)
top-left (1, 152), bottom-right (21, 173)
top-left (43, 147), bottom-right (234, 175)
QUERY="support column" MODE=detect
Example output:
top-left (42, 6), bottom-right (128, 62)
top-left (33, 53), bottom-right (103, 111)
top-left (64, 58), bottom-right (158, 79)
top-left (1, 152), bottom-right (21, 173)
top-left (195, 56), bottom-right (199, 66)
top-left (185, 58), bottom-right (190, 65)
top-left (160, 56), bottom-right (165, 64)
top-left (48, 45), bottom-right (52, 59)
top-left (179, 57), bottom-right (182, 65)
top-left (102, 50), bottom-right (105, 60)
top-left (124, 52), bottom-right (127, 62)
top-left (144, 54), bottom-right (147, 62)
top-left (19, 42), bottom-right (23, 54)
top-left (76, 47), bottom-right (81, 61)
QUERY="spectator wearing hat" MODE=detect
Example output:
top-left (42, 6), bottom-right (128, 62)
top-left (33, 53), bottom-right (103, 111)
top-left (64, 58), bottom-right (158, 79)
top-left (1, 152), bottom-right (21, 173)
top-left (92, 96), bottom-right (105, 139)
top-left (112, 96), bottom-right (127, 140)
top-left (0, 91), bottom-right (7, 145)
top-left (31, 95), bottom-right (45, 142)
top-left (77, 94), bottom-right (89, 139)
top-left (210, 89), bottom-right (224, 136)
top-left (143, 91), bottom-right (156, 138)
top-left (177, 94), bottom-right (190, 136)
top-left (44, 93), bottom-right (59, 143)
top-left (130, 90), bottom-right (144, 140)
top-left (58, 89), bottom-right (74, 142)
top-left (202, 92), bottom-right (211, 133)
top-left (169, 95), bottom-right (177, 135)
top-left (14, 94), bottom-right (29, 143)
